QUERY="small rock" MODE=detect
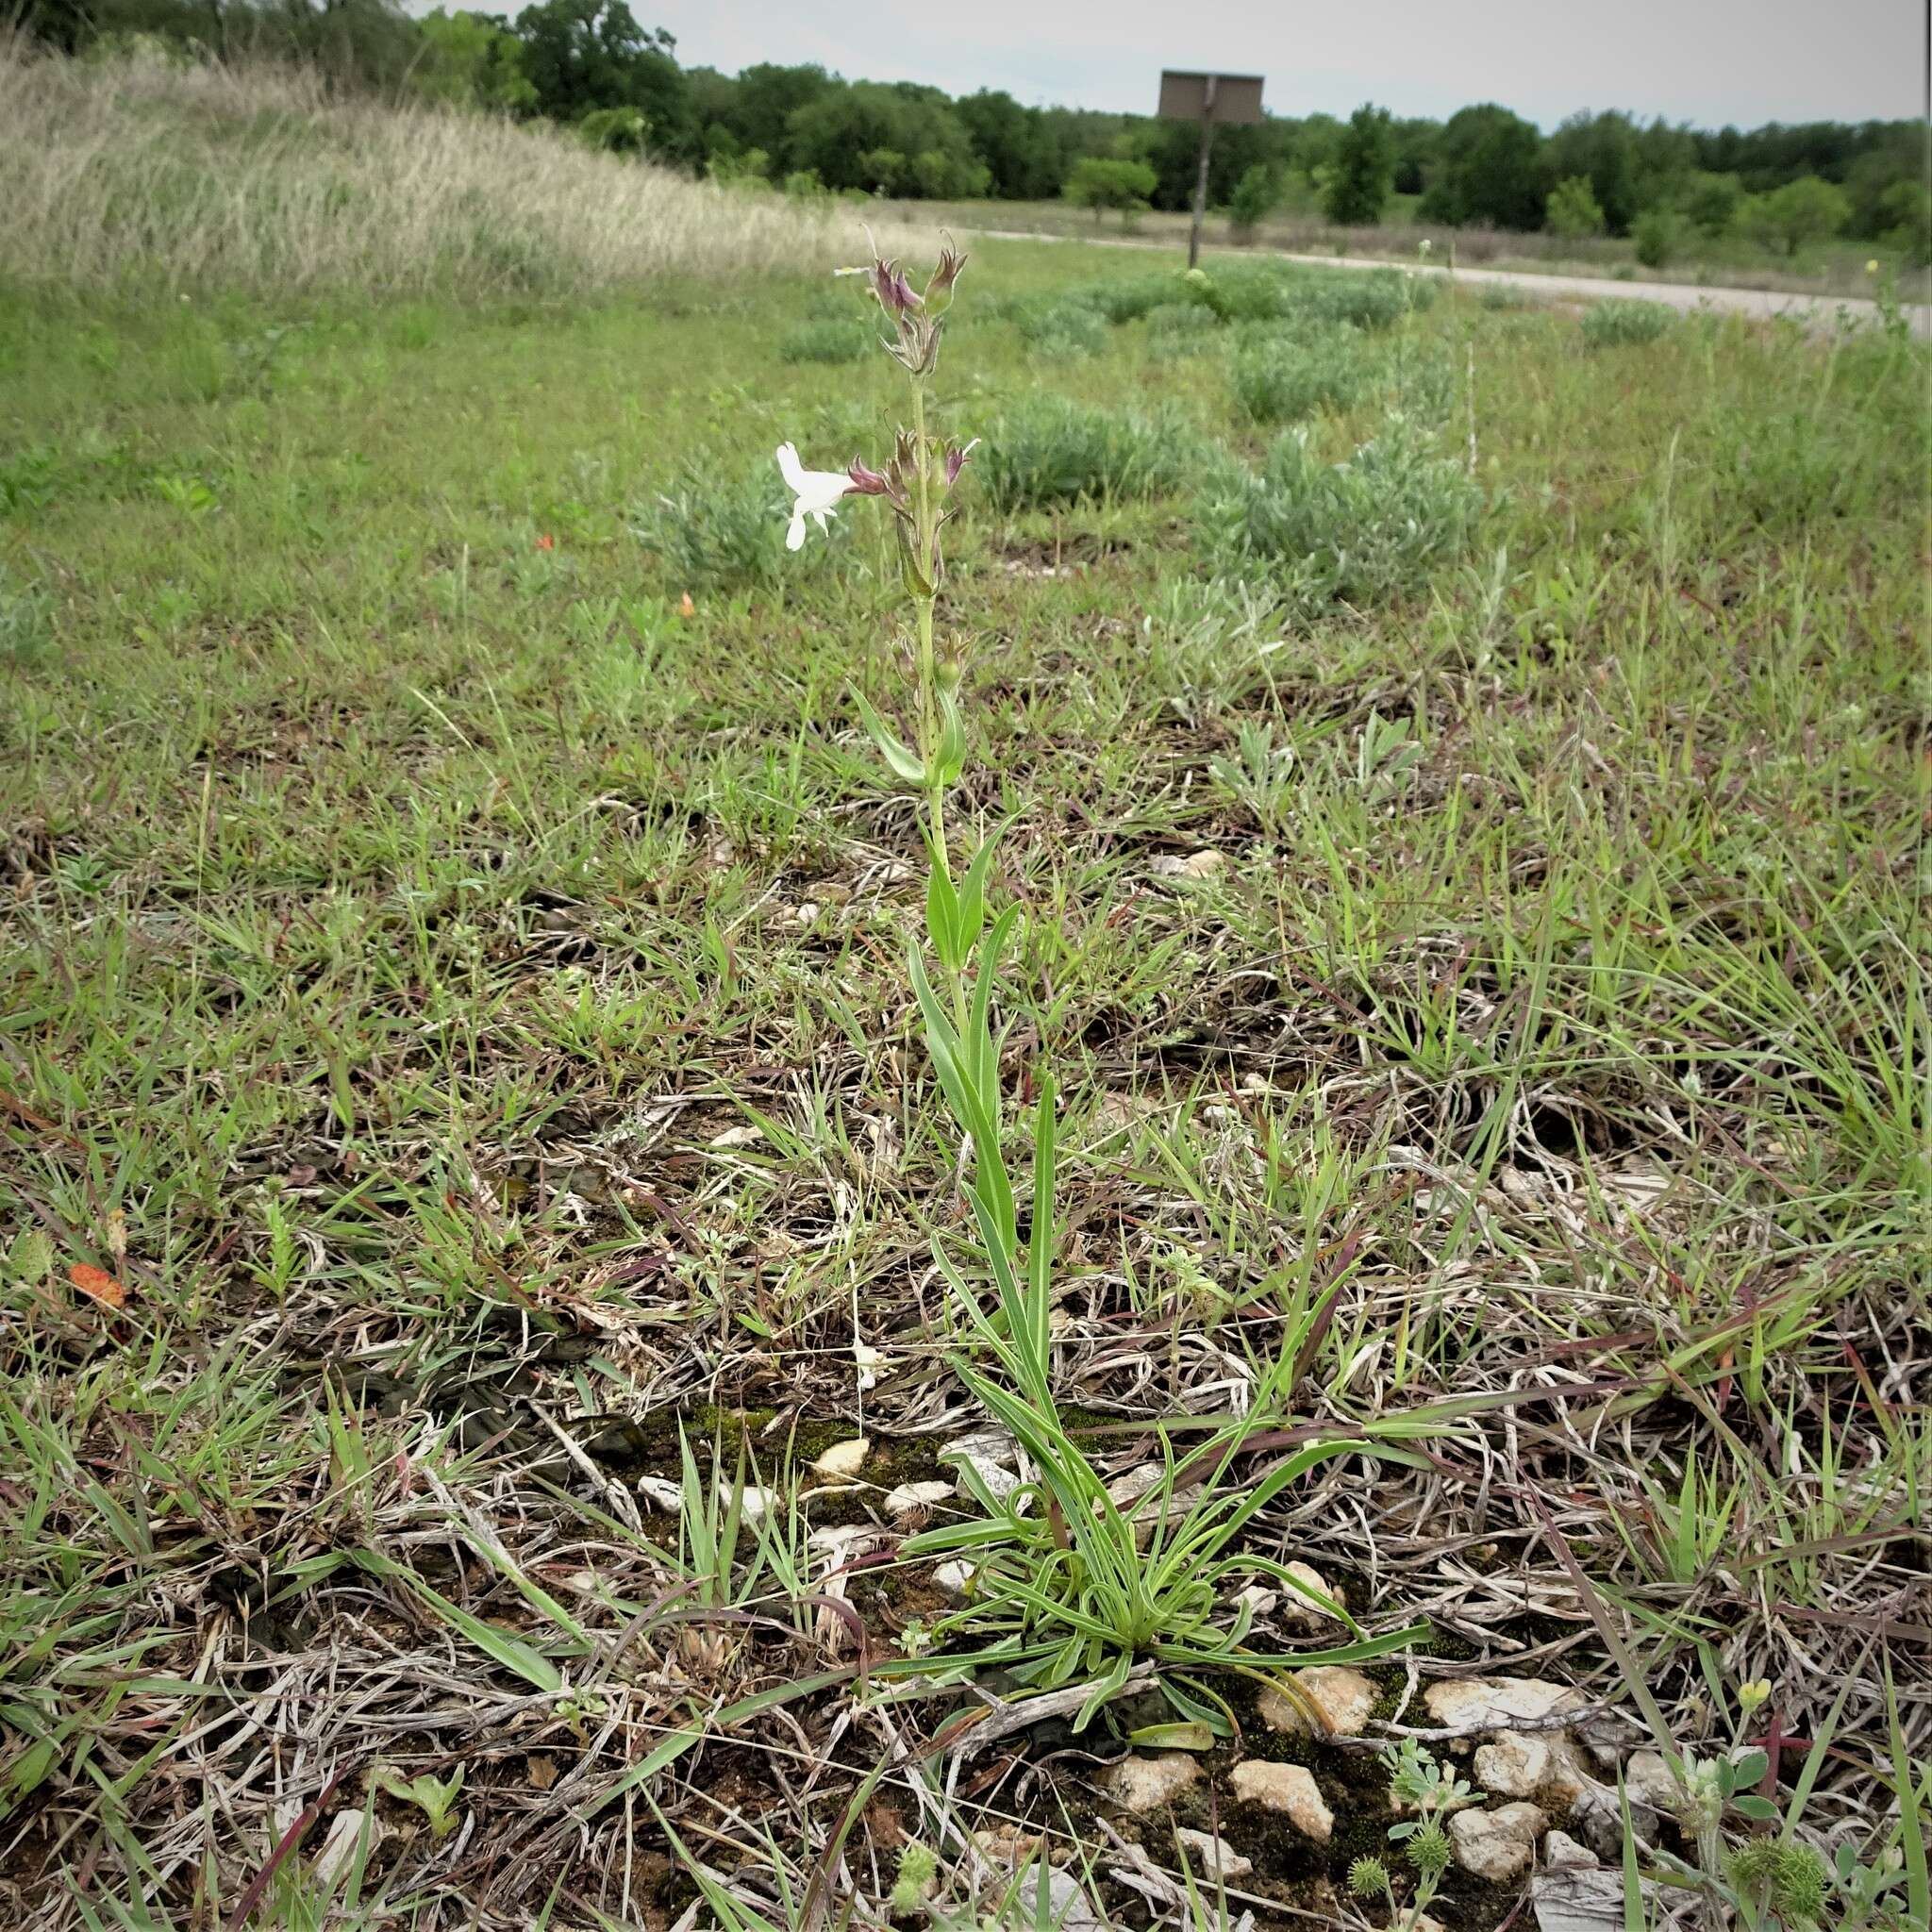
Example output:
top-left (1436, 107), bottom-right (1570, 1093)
top-left (1424, 1677), bottom-right (1585, 1733)
top-left (811, 1437), bottom-right (869, 1478)
top-left (939, 1427), bottom-right (1024, 1504)
top-left (932, 1559), bottom-right (975, 1599)
top-left (1174, 1828), bottom-right (1251, 1881)
top-left (1257, 1665), bottom-right (1377, 1740)
top-left (737, 1486), bottom-right (774, 1524)
top-left (808, 1523), bottom-right (880, 1562)
top-left (708, 1124), bottom-right (763, 1149)
top-left (971, 1824), bottom-right (1042, 1868)
top-left (1275, 1561), bottom-right (1346, 1630)
top-left (1103, 1753), bottom-right (1201, 1814)
top-left (1621, 1751), bottom-right (1682, 1813)
top-left (882, 1479), bottom-right (954, 1520)
top-left (1013, 1869), bottom-right (1105, 1932)
top-left (1415, 1918), bottom-right (1447, 1932)
top-left (636, 1474), bottom-right (683, 1511)
top-left (1474, 1732), bottom-right (1593, 1810)
top-left (1570, 1783), bottom-right (1643, 1863)
top-left (1230, 1761), bottom-right (1333, 1841)
top-left (1106, 1465), bottom-right (1167, 1507)
top-left (1151, 849), bottom-right (1226, 880)
top-left (1543, 1830), bottom-right (1599, 1871)
top-left (1449, 1803), bottom-right (1546, 1883)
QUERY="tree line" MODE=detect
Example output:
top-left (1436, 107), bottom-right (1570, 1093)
top-left (27, 0), bottom-right (1928, 259)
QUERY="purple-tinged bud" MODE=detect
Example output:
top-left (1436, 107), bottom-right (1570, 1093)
top-left (925, 242), bottom-right (967, 306)
top-left (846, 458), bottom-right (892, 496)
top-left (943, 438), bottom-right (981, 487)
top-left (872, 258), bottom-right (923, 317)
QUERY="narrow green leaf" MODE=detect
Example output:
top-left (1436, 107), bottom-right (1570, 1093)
top-left (850, 688), bottom-right (925, 785)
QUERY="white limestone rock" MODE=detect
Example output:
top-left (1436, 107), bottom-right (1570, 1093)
top-left (1230, 1761), bottom-right (1333, 1842)
top-left (1257, 1666), bottom-right (1378, 1740)
top-left (1103, 1753), bottom-right (1202, 1814)
top-left (1450, 1802), bottom-right (1546, 1883)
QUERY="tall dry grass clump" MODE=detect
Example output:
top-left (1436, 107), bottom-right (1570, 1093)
top-left (0, 36), bottom-right (930, 298)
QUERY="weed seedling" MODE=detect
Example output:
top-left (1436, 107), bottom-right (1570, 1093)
top-left (1348, 1740), bottom-right (1480, 1932)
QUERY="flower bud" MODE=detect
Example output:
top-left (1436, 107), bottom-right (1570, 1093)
top-left (942, 438), bottom-right (980, 488)
top-left (846, 458), bottom-right (894, 498)
top-left (872, 258), bottom-right (922, 317)
top-left (924, 242), bottom-right (967, 309)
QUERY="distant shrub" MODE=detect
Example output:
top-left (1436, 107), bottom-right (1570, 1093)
top-left (1206, 263), bottom-right (1301, 320)
top-left (1739, 176), bottom-right (1851, 258)
top-left (1088, 274), bottom-right (1181, 324)
top-left (1177, 268), bottom-right (1234, 322)
top-left (577, 107), bottom-right (649, 154)
top-left (1145, 302), bottom-right (1224, 358)
top-left (1064, 156), bottom-right (1158, 225)
top-left (1017, 300), bottom-right (1109, 357)
top-left (778, 318), bottom-right (871, 363)
top-left (1298, 268), bottom-right (1421, 331)
top-left (782, 169), bottom-right (829, 202)
top-left (1231, 325), bottom-right (1370, 424)
top-left (980, 396), bottom-right (1202, 510)
top-left (1580, 300), bottom-right (1675, 347)
top-left (1200, 413), bottom-right (1482, 610)
top-left (1229, 162), bottom-right (1284, 237)
top-left (1546, 175), bottom-right (1607, 239)
top-left (1632, 208), bottom-right (1683, 268)
top-left (636, 454), bottom-right (841, 588)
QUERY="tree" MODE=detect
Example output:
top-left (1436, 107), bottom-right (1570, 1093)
top-left (1543, 111), bottom-right (1639, 232)
top-left (1632, 208), bottom-right (1683, 267)
top-left (858, 147), bottom-right (906, 194)
top-left (1740, 175), bottom-right (1851, 256)
top-left (1679, 171), bottom-right (1742, 236)
top-left (412, 9), bottom-right (537, 114)
top-left (1390, 118), bottom-right (1440, 196)
top-left (1063, 156), bottom-right (1157, 225)
top-left (1422, 104), bottom-right (1545, 229)
top-left (1229, 162), bottom-right (1282, 237)
top-left (1324, 103), bottom-right (1393, 225)
top-left (783, 79), bottom-right (980, 195)
top-left (957, 89), bottom-right (1063, 201)
top-left (577, 105), bottom-right (648, 152)
top-left (1874, 180), bottom-right (1932, 263)
top-left (511, 0), bottom-right (693, 156)
top-left (1545, 175), bottom-right (1607, 238)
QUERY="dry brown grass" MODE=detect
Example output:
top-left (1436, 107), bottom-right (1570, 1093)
top-left (0, 37), bottom-right (931, 297)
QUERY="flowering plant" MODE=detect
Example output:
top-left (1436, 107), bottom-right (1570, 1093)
top-left (772, 244), bottom-right (1422, 1732)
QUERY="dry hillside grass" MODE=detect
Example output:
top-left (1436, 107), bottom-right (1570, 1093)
top-left (0, 37), bottom-right (930, 296)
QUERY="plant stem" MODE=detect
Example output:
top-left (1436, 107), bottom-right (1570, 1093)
top-left (909, 375), bottom-right (947, 882)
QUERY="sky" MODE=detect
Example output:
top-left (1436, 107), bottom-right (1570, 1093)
top-left (622, 0), bottom-right (1924, 128)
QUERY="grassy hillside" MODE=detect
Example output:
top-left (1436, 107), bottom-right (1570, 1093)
top-left (0, 38), bottom-right (927, 297)
top-left (0, 109), bottom-right (1924, 1932)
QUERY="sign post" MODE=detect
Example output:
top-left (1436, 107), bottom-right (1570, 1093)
top-left (1158, 70), bottom-right (1265, 269)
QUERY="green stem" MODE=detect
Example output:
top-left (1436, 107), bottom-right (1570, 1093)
top-left (909, 375), bottom-right (946, 877)
top-left (908, 375), bottom-right (969, 1035)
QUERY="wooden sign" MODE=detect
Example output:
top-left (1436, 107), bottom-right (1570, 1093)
top-left (1158, 71), bottom-right (1265, 125)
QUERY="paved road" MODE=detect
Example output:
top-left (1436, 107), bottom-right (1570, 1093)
top-left (974, 228), bottom-right (1930, 338)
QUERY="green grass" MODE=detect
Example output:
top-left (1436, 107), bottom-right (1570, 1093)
top-left (0, 240), bottom-right (1924, 1931)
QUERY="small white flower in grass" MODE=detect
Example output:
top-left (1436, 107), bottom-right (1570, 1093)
top-left (775, 441), bottom-right (855, 551)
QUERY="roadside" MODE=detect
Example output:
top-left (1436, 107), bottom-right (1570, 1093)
top-left (971, 225), bottom-right (1931, 337)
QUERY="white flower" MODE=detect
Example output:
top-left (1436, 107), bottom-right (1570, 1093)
top-left (775, 441), bottom-right (854, 551)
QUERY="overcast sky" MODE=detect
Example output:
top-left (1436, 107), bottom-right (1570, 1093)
top-left (622, 0), bottom-right (1923, 127)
